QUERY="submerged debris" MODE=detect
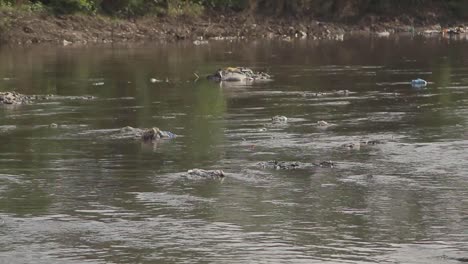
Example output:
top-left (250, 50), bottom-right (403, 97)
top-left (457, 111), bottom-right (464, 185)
top-left (271, 115), bottom-right (288, 124)
top-left (305, 90), bottom-right (352, 97)
top-left (342, 140), bottom-right (384, 150)
top-left (116, 126), bottom-right (176, 141)
top-left (314, 161), bottom-right (335, 168)
top-left (186, 169), bottom-right (225, 179)
top-left (207, 67), bottom-right (272, 82)
top-left (58, 95), bottom-right (96, 100)
top-left (120, 126), bottom-right (135, 133)
top-left (0, 91), bottom-right (96, 105)
top-left (342, 142), bottom-right (361, 150)
top-left (0, 92), bottom-right (32, 105)
top-left (259, 160), bottom-right (301, 170)
top-left (360, 140), bottom-right (384, 145)
top-left (317, 120), bottom-right (329, 126)
top-left (333, 89), bottom-right (351, 96)
top-left (316, 120), bottom-right (335, 128)
top-left (141, 127), bottom-right (177, 141)
top-left (259, 160), bottom-right (336, 170)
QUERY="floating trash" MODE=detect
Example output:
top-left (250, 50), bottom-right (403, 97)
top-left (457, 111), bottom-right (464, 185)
top-left (411, 78), bottom-right (428, 87)
top-left (271, 115), bottom-right (288, 124)
top-left (150, 78), bottom-right (163, 83)
top-left (186, 169), bottom-right (225, 179)
top-left (141, 127), bottom-right (177, 141)
top-left (193, 40), bottom-right (209, 45)
top-left (207, 67), bottom-right (272, 82)
top-left (376, 31), bottom-right (390, 37)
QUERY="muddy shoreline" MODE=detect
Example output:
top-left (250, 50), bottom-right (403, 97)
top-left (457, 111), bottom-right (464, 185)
top-left (1, 10), bottom-right (466, 46)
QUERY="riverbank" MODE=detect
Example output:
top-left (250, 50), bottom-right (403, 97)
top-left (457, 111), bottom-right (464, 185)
top-left (0, 9), bottom-right (466, 46)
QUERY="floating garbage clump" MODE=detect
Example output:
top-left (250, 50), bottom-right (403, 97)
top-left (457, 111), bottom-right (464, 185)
top-left (207, 67), bottom-right (272, 82)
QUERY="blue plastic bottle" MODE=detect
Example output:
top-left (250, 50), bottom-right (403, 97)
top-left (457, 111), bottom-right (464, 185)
top-left (411, 78), bottom-right (427, 87)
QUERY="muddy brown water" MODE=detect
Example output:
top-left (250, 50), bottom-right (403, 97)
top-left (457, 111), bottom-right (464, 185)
top-left (0, 36), bottom-right (468, 264)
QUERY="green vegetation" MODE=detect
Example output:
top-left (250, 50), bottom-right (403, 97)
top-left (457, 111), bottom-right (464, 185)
top-left (0, 0), bottom-right (467, 18)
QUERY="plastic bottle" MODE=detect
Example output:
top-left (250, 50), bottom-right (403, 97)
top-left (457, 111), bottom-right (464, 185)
top-left (411, 78), bottom-right (427, 87)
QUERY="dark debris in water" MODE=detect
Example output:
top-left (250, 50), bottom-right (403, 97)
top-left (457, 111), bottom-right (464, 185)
top-left (141, 127), bottom-right (177, 142)
top-left (303, 89), bottom-right (352, 97)
top-left (361, 140), bottom-right (385, 145)
top-left (342, 142), bottom-right (361, 150)
top-left (186, 169), bottom-right (225, 179)
top-left (342, 140), bottom-right (385, 150)
top-left (207, 67), bottom-right (272, 83)
top-left (271, 115), bottom-right (288, 124)
top-left (258, 160), bottom-right (337, 170)
top-left (0, 92), bottom-right (32, 105)
top-left (118, 126), bottom-right (176, 141)
top-left (314, 161), bottom-right (335, 168)
top-left (0, 91), bottom-right (96, 105)
top-left (258, 160), bottom-right (301, 170)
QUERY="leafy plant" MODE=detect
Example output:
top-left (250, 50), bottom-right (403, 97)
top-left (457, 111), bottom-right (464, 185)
top-left (47, 0), bottom-right (96, 14)
top-left (20, 1), bottom-right (46, 12)
top-left (201, 0), bottom-right (248, 11)
top-left (0, 0), bottom-right (13, 9)
top-left (167, 0), bottom-right (204, 17)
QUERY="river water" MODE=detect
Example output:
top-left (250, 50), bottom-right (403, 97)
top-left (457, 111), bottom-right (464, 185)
top-left (0, 36), bottom-right (467, 263)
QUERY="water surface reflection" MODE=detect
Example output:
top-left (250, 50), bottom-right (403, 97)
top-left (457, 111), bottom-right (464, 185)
top-left (1, 36), bottom-right (468, 263)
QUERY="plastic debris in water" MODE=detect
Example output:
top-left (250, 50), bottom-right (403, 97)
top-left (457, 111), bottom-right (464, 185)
top-left (207, 67), bottom-right (272, 82)
top-left (411, 78), bottom-right (428, 87)
top-left (150, 78), bottom-right (163, 83)
top-left (376, 31), bottom-right (390, 37)
top-left (271, 115), bottom-right (288, 124)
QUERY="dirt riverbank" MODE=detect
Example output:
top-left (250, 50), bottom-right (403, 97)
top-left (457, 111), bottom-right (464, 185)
top-left (0, 10), bottom-right (466, 46)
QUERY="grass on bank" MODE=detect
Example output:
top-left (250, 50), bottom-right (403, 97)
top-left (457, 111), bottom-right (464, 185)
top-left (0, 0), bottom-right (207, 17)
top-left (0, 0), bottom-right (47, 13)
top-left (1, 0), bottom-right (468, 19)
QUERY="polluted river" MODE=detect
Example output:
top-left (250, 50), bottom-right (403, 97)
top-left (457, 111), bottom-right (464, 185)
top-left (0, 36), bottom-right (468, 263)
